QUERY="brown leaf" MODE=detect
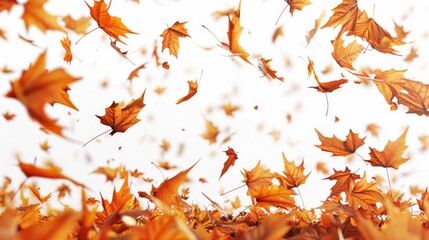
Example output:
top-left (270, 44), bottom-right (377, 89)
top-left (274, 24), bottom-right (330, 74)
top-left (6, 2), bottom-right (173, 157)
top-left (96, 90), bottom-right (146, 135)
top-left (176, 80), bottom-right (198, 104)
top-left (252, 185), bottom-right (295, 210)
top-left (324, 167), bottom-right (361, 198)
top-left (60, 35), bottom-right (73, 64)
top-left (331, 37), bottom-right (364, 70)
top-left (0, 0), bottom-right (17, 13)
top-left (160, 21), bottom-right (190, 58)
top-left (347, 172), bottom-right (384, 211)
top-left (322, 0), bottom-right (359, 34)
top-left (243, 160), bottom-right (277, 195)
top-left (278, 152), bottom-right (310, 188)
top-left (286, 0), bottom-right (312, 15)
top-left (315, 128), bottom-right (366, 157)
top-left (201, 119), bottom-right (219, 144)
top-left (219, 147), bottom-right (238, 180)
top-left (258, 57), bottom-right (284, 82)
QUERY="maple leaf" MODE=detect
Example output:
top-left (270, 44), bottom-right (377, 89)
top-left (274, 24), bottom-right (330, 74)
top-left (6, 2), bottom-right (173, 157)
top-left (220, 0), bottom-right (251, 64)
top-left (322, 0), bottom-right (360, 34)
top-left (96, 90), bottom-right (146, 135)
top-left (396, 80), bottom-right (429, 116)
top-left (219, 147), bottom-right (238, 180)
top-left (0, 0), bottom-right (17, 13)
top-left (18, 160), bottom-right (86, 188)
top-left (258, 57), bottom-right (284, 81)
top-left (5, 51), bottom-right (80, 136)
top-left (331, 37), bottom-right (364, 70)
top-left (127, 63), bottom-right (147, 83)
top-left (243, 160), bottom-right (277, 195)
top-left (49, 87), bottom-right (79, 111)
top-left (85, 0), bottom-right (137, 44)
top-left (150, 160), bottom-right (199, 206)
top-left (22, 0), bottom-right (64, 32)
top-left (315, 128), bottom-right (366, 157)
top-left (347, 172), bottom-right (384, 211)
top-left (324, 167), bottom-right (361, 198)
top-left (160, 21), bottom-right (190, 58)
top-left (365, 127), bottom-right (409, 170)
top-left (285, 0), bottom-right (312, 15)
top-left (252, 185), bottom-right (296, 210)
top-left (222, 103), bottom-right (240, 117)
top-left (60, 35), bottom-right (72, 64)
top-left (201, 119), bottom-right (219, 144)
top-left (62, 15), bottom-right (91, 35)
top-left (306, 11), bottom-right (324, 46)
top-left (278, 152), bottom-right (310, 189)
top-left (176, 80), bottom-right (198, 104)
top-left (309, 79), bottom-right (348, 93)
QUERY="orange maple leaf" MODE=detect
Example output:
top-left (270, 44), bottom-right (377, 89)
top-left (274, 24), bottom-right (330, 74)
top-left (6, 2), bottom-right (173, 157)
top-left (0, 0), bottom-right (17, 12)
top-left (201, 119), bottom-right (219, 144)
top-left (22, 0), bottom-right (64, 32)
top-left (285, 0), bottom-right (312, 15)
top-left (347, 172), bottom-right (384, 212)
top-left (243, 160), bottom-right (277, 195)
top-left (127, 63), bottom-right (147, 83)
top-left (62, 15), bottom-right (92, 35)
top-left (220, 0), bottom-right (251, 64)
top-left (315, 128), bottom-right (366, 157)
top-left (219, 147), bottom-right (238, 180)
top-left (151, 160), bottom-right (199, 206)
top-left (395, 80), bottom-right (429, 116)
top-left (251, 185), bottom-right (296, 211)
top-left (222, 102), bottom-right (240, 117)
top-left (322, 0), bottom-right (359, 34)
top-left (277, 152), bottom-right (310, 189)
top-left (60, 35), bottom-right (73, 64)
top-left (307, 57), bottom-right (348, 93)
top-left (365, 127), bottom-right (409, 170)
top-left (5, 51), bottom-right (80, 136)
top-left (160, 21), bottom-right (190, 58)
top-left (331, 37), bottom-right (364, 70)
top-left (324, 167), bottom-right (361, 198)
top-left (258, 57), bottom-right (284, 82)
top-left (85, 0), bottom-right (137, 44)
top-left (176, 80), bottom-right (198, 104)
top-left (18, 160), bottom-right (86, 188)
top-left (96, 90), bottom-right (146, 135)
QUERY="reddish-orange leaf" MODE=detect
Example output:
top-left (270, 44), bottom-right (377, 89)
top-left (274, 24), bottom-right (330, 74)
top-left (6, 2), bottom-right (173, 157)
top-left (315, 128), bottom-right (366, 157)
top-left (151, 160), bottom-right (199, 206)
top-left (62, 15), bottom-right (91, 35)
top-left (251, 185), bottom-right (295, 211)
top-left (0, 0), bottom-right (17, 12)
top-left (127, 63), bottom-right (147, 83)
top-left (347, 172), bottom-right (384, 211)
top-left (315, 161), bottom-right (329, 175)
top-left (5, 51), bottom-right (80, 136)
top-left (176, 80), bottom-right (198, 104)
top-left (278, 152), bottom-right (310, 189)
top-left (221, 0), bottom-right (251, 64)
top-left (85, 0), bottom-right (137, 44)
top-left (22, 0), bottom-right (64, 32)
top-left (201, 119), bottom-right (219, 144)
top-left (96, 90), bottom-right (146, 135)
top-left (309, 79), bottom-right (348, 93)
top-left (18, 160), bottom-right (86, 188)
top-left (3, 111), bottom-right (16, 121)
top-left (219, 147), bottom-right (238, 180)
top-left (331, 37), bottom-right (364, 70)
top-left (60, 35), bottom-right (73, 64)
top-left (286, 0), bottom-right (312, 15)
top-left (322, 0), bottom-right (359, 34)
top-left (28, 185), bottom-right (52, 203)
top-left (243, 160), bottom-right (277, 195)
top-left (324, 167), bottom-right (360, 198)
top-left (258, 57), bottom-right (284, 82)
top-left (365, 127), bottom-right (409, 170)
top-left (160, 21), bottom-right (190, 58)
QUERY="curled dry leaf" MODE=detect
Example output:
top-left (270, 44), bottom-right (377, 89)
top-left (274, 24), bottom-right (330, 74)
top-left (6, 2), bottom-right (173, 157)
top-left (219, 147), bottom-right (239, 180)
top-left (176, 80), bottom-right (198, 104)
top-left (258, 57), bottom-right (284, 82)
top-left (60, 36), bottom-right (72, 64)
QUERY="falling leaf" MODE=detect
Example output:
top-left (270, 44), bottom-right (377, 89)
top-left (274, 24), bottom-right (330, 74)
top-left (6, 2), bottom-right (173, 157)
top-left (322, 0), bottom-right (359, 34)
top-left (22, 0), bottom-right (64, 32)
top-left (5, 51), bottom-right (80, 136)
top-left (222, 103), bottom-right (240, 117)
top-left (201, 119), bottom-right (219, 144)
top-left (219, 147), bottom-right (238, 180)
top-left (0, 0), bottom-right (17, 13)
top-left (3, 111), bottom-right (16, 121)
top-left (365, 127), bottom-right (409, 170)
top-left (309, 79), bottom-right (348, 93)
top-left (60, 36), bottom-right (73, 64)
top-left (176, 80), bottom-right (198, 104)
top-left (272, 25), bottom-right (284, 43)
top-left (324, 167), bottom-right (360, 198)
top-left (331, 37), bottom-right (364, 70)
top-left (315, 161), bottom-right (329, 175)
top-left (404, 46), bottom-right (418, 62)
top-left (258, 57), bottom-right (284, 81)
top-left (96, 90), bottom-right (146, 135)
top-left (85, 0), bottom-right (137, 44)
top-left (160, 21), bottom-right (190, 58)
top-left (28, 185), bottom-right (52, 203)
top-left (285, 0), bottom-right (312, 15)
top-left (315, 128), bottom-right (366, 157)
top-left (243, 160), bottom-right (277, 195)
top-left (127, 63), bottom-right (147, 83)
top-left (306, 11), bottom-right (324, 45)
top-left (251, 185), bottom-right (296, 210)
top-left (18, 160), bottom-right (86, 188)
top-left (278, 152), bottom-right (310, 189)
top-left (39, 140), bottom-right (50, 152)
top-left (62, 15), bottom-right (91, 34)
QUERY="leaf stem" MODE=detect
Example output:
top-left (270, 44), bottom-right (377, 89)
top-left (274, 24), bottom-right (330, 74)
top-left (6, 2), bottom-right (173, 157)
top-left (297, 186), bottom-right (306, 209)
top-left (221, 184), bottom-right (246, 196)
top-left (83, 129), bottom-right (111, 147)
top-left (275, 3), bottom-right (289, 25)
top-left (324, 92), bottom-right (329, 116)
top-left (355, 152), bottom-right (365, 161)
top-left (75, 27), bottom-right (100, 45)
top-left (386, 167), bottom-right (393, 197)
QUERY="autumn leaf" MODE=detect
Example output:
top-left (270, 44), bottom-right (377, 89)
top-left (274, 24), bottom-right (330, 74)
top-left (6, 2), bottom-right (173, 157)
top-left (22, 0), bottom-right (64, 32)
top-left (331, 37), bottom-right (364, 70)
top-left (150, 160), bottom-right (199, 206)
top-left (18, 160), bottom-right (87, 188)
top-left (5, 51), bottom-right (80, 136)
top-left (243, 160), bottom-right (277, 195)
top-left (96, 90), bottom-right (146, 135)
top-left (277, 152), bottom-right (310, 189)
top-left (314, 128), bottom-right (366, 157)
top-left (322, 0), bottom-right (359, 34)
top-left (396, 80), bottom-right (429, 116)
top-left (285, 0), bottom-right (312, 15)
top-left (60, 35), bottom-right (72, 64)
top-left (251, 185), bottom-right (296, 210)
top-left (127, 63), bottom-right (147, 83)
top-left (241, 214), bottom-right (291, 239)
top-left (347, 172), bottom-right (384, 211)
top-left (222, 103), bottom-right (240, 117)
top-left (365, 127), bottom-right (409, 170)
top-left (176, 80), bottom-right (198, 104)
top-left (85, 0), bottom-right (137, 44)
top-left (0, 0), bottom-right (17, 13)
top-left (201, 119), bottom-right (219, 144)
top-left (62, 15), bottom-right (91, 35)
top-left (219, 147), bottom-right (238, 180)
top-left (272, 25), bottom-right (284, 43)
top-left (258, 57), bottom-right (284, 82)
top-left (220, 0), bottom-right (251, 64)
top-left (160, 21), bottom-right (190, 58)
top-left (306, 11), bottom-right (324, 46)
top-left (309, 79), bottom-right (348, 93)
top-left (49, 87), bottom-right (79, 111)
top-left (324, 167), bottom-right (361, 198)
